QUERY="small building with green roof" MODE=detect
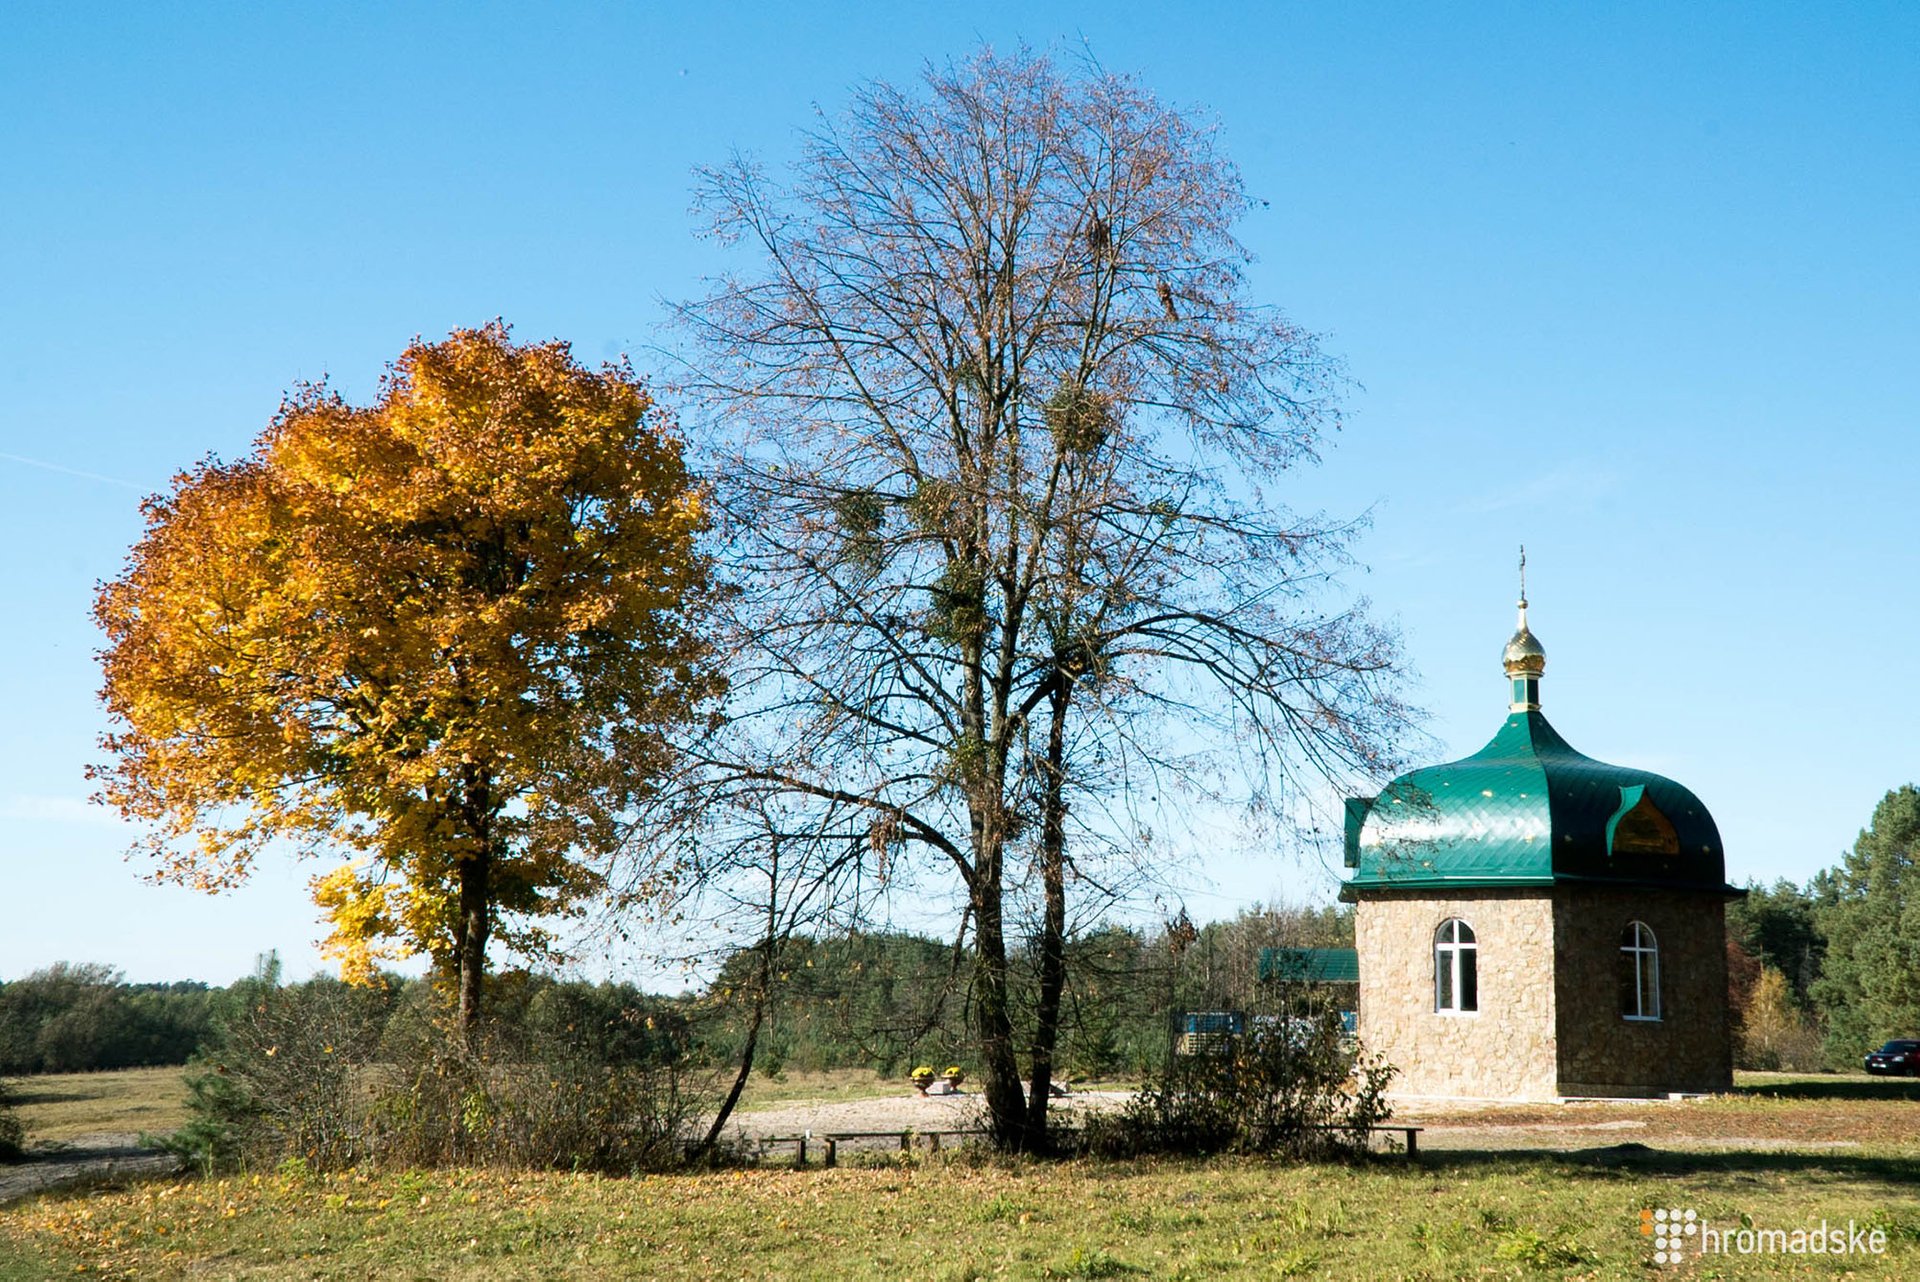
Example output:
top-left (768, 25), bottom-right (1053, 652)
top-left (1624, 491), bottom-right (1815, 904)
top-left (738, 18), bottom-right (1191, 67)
top-left (1342, 580), bottom-right (1740, 1099)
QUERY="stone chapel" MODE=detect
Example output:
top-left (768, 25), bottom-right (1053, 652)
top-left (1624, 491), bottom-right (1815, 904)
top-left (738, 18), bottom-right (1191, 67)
top-left (1340, 584), bottom-right (1741, 1099)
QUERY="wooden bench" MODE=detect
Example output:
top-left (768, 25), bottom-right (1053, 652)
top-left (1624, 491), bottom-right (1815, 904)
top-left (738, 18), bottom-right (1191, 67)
top-left (758, 1123), bottom-right (1420, 1165)
top-left (758, 1128), bottom-right (990, 1167)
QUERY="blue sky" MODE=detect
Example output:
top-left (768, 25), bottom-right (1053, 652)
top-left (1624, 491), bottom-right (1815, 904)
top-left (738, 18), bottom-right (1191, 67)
top-left (3, 3), bottom-right (1915, 984)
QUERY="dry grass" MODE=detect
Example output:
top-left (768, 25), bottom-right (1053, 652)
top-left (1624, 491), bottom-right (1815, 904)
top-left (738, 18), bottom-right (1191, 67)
top-left (3, 1148), bottom-right (1917, 1279)
top-left (728, 1068), bottom-right (904, 1112)
top-left (4, 1069), bottom-right (191, 1144)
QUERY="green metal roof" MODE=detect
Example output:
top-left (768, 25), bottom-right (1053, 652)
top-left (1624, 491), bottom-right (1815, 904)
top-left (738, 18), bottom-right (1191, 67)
top-left (1344, 710), bottom-right (1732, 895)
top-left (1259, 947), bottom-right (1361, 983)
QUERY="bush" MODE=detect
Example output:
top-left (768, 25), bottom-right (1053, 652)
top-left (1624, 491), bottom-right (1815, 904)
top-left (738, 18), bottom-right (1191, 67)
top-left (1082, 1009), bottom-right (1396, 1159)
top-left (166, 967), bottom-right (400, 1172)
top-left (364, 987), bottom-right (695, 1172)
top-left (169, 966), bottom-right (699, 1175)
top-left (1737, 966), bottom-right (1827, 1072)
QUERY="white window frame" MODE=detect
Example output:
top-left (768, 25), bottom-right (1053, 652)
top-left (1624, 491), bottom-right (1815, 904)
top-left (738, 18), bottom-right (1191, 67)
top-left (1433, 917), bottom-right (1478, 1015)
top-left (1620, 920), bottom-right (1661, 1022)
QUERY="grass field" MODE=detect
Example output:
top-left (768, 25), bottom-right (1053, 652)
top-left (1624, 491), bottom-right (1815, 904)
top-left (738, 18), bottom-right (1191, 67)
top-left (2, 1069), bottom-right (1917, 1278)
top-left (5, 1069), bottom-right (191, 1144)
top-left (3, 1147), bottom-right (1917, 1278)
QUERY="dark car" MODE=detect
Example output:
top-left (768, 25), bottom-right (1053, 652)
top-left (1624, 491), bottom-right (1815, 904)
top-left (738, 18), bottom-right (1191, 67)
top-left (1863, 1039), bottom-right (1920, 1076)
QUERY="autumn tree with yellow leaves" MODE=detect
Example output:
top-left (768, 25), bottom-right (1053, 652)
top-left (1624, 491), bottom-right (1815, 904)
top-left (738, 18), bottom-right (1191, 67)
top-left (93, 324), bottom-right (722, 1032)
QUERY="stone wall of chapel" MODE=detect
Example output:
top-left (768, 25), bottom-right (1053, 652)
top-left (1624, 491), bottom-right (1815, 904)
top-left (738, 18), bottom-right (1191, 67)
top-left (1354, 891), bottom-right (1560, 1100)
top-left (1551, 888), bottom-right (1733, 1096)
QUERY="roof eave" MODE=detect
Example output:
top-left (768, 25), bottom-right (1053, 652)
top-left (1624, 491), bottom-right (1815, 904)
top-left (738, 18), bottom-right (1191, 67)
top-left (1342, 874), bottom-right (1748, 901)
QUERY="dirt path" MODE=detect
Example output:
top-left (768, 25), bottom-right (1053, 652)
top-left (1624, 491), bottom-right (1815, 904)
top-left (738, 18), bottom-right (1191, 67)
top-left (1388, 1093), bottom-right (1912, 1154)
top-left (0, 1133), bottom-right (182, 1205)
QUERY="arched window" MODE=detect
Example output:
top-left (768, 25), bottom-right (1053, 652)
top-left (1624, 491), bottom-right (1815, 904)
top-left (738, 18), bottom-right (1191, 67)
top-left (1434, 918), bottom-right (1478, 1014)
top-left (1620, 921), bottom-right (1660, 1021)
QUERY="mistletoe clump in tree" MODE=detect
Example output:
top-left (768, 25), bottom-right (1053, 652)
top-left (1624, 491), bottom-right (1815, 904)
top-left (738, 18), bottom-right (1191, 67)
top-left (676, 48), bottom-right (1409, 1150)
top-left (93, 324), bottom-right (722, 1032)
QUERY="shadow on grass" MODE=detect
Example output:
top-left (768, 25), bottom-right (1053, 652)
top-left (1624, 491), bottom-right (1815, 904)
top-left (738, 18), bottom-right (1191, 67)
top-left (1409, 1143), bottom-right (1920, 1187)
top-left (4, 1088), bottom-right (99, 1107)
top-left (1728, 1078), bottom-right (1920, 1102)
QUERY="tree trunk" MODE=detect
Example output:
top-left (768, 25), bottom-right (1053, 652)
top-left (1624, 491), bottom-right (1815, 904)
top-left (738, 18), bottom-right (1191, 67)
top-left (1024, 673), bottom-right (1071, 1146)
top-left (453, 767), bottom-right (495, 1039)
top-left (970, 854), bottom-right (1030, 1150)
top-left (455, 844), bottom-right (491, 1037)
top-left (698, 950), bottom-right (771, 1156)
top-left (697, 858), bottom-right (782, 1157)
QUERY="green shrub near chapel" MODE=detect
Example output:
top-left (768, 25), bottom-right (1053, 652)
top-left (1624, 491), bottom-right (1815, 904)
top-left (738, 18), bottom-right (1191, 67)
top-left (1084, 1007), bottom-right (1395, 1160)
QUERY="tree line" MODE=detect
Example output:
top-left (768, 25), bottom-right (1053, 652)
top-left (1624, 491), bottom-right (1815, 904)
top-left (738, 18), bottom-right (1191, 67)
top-left (1727, 783), bottom-right (1920, 1070)
top-left (8, 784), bottom-right (1912, 1087)
top-left (0, 963), bottom-right (216, 1075)
top-left (0, 903), bottom-right (1345, 1080)
top-left (700, 903), bottom-right (1354, 1081)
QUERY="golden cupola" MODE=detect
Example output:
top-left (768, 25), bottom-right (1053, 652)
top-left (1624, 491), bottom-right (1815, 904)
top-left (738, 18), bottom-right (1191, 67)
top-left (1504, 548), bottom-right (1545, 710)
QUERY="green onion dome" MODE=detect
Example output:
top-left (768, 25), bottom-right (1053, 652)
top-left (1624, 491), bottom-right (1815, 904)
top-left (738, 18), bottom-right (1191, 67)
top-left (1342, 601), bottom-right (1733, 896)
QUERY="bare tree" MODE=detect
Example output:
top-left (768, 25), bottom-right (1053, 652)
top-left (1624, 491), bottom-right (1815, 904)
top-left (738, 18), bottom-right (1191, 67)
top-left (673, 47), bottom-right (1409, 1151)
top-left (686, 794), bottom-right (861, 1155)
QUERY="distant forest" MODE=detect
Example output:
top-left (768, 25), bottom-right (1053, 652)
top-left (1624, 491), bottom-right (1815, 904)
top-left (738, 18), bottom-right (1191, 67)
top-left (0, 963), bottom-right (217, 1074)
top-left (0, 905), bottom-right (1352, 1080)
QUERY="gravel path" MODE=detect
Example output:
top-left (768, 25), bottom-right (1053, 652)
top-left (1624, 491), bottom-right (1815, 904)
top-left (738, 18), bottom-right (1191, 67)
top-left (713, 1089), bottom-right (1133, 1153)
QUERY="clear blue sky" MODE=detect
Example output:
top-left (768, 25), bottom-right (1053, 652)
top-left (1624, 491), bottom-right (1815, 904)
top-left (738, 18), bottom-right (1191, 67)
top-left (3, 2), bottom-right (1915, 985)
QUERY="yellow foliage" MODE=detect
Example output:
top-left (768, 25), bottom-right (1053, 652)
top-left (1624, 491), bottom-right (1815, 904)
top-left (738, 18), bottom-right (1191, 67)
top-left (93, 323), bottom-right (722, 992)
top-left (310, 862), bottom-right (414, 986)
top-left (1740, 965), bottom-right (1825, 1072)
